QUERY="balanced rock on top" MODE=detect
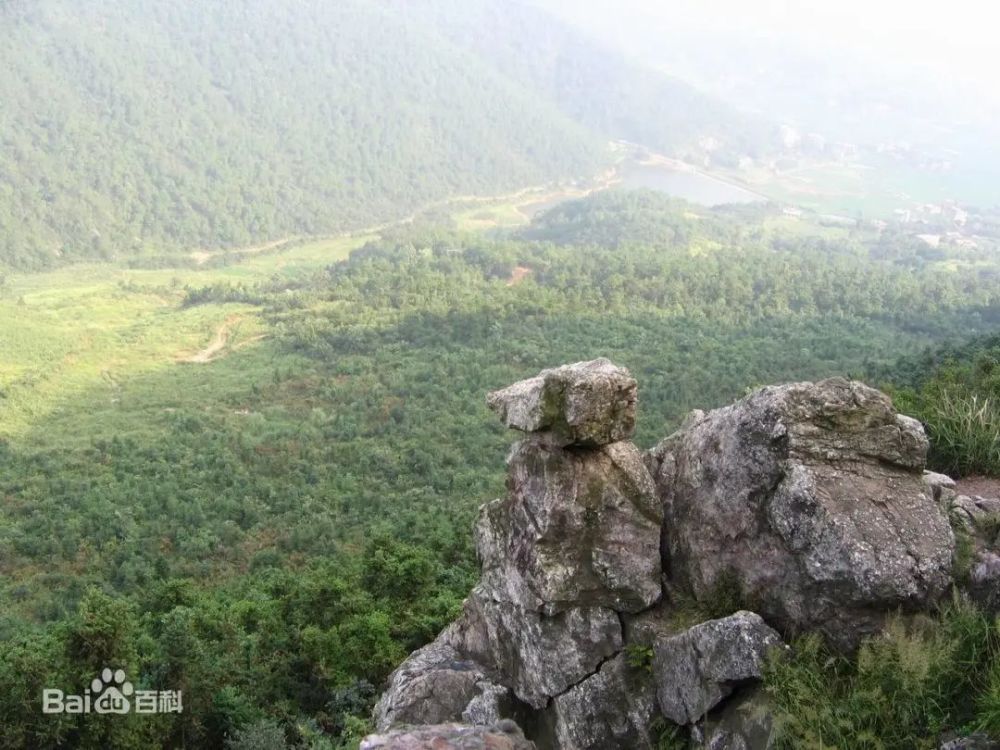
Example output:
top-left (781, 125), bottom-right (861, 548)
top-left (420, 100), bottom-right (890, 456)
top-left (486, 358), bottom-right (637, 446)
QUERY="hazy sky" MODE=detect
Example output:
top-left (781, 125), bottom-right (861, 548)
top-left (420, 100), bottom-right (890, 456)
top-left (544, 0), bottom-right (999, 83)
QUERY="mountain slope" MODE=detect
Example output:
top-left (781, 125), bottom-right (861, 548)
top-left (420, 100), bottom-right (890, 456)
top-left (392, 0), bottom-right (774, 163)
top-left (0, 0), bottom-right (773, 270)
top-left (0, 0), bottom-right (604, 269)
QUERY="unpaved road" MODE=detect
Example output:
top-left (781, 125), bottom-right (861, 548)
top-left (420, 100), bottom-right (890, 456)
top-left (186, 168), bottom-right (622, 266)
top-left (956, 476), bottom-right (1000, 499)
top-left (182, 315), bottom-right (243, 364)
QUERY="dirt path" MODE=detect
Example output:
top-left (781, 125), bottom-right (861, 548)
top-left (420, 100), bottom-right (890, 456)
top-left (185, 166), bottom-right (623, 267)
top-left (191, 237), bottom-right (300, 266)
top-left (506, 266), bottom-right (533, 286)
top-left (181, 315), bottom-right (243, 364)
top-left (956, 476), bottom-right (1000, 499)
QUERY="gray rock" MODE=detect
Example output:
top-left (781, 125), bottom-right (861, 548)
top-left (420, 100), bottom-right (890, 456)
top-left (924, 471), bottom-right (958, 506)
top-left (373, 632), bottom-right (508, 731)
top-left (361, 720), bottom-right (536, 750)
top-left (950, 495), bottom-right (1000, 538)
top-left (487, 359), bottom-right (637, 446)
top-left (436, 593), bottom-right (498, 669)
top-left (548, 653), bottom-right (658, 750)
top-left (968, 551), bottom-right (1000, 613)
top-left (939, 734), bottom-right (1000, 750)
top-left (653, 611), bottom-right (783, 725)
top-left (477, 438), bottom-right (662, 614)
top-left (648, 378), bottom-right (954, 648)
top-left (471, 587), bottom-right (623, 709)
top-left (974, 496), bottom-right (1000, 516)
top-left (951, 495), bottom-right (980, 533)
top-left (696, 687), bottom-right (775, 750)
top-left (461, 681), bottom-right (512, 726)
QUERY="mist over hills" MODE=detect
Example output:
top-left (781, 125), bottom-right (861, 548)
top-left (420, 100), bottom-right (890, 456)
top-left (0, 0), bottom-right (762, 270)
top-left (390, 0), bottom-right (770, 162)
top-left (6, 2), bottom-right (1000, 747)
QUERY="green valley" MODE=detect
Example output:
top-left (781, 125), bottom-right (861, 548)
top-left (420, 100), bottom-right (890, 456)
top-left (3, 1), bottom-right (1000, 747)
top-left (3, 191), bottom-right (1000, 746)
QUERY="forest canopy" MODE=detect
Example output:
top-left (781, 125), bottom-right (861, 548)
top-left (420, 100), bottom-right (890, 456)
top-left (2, 193), bottom-right (999, 746)
top-left (0, 0), bottom-right (765, 270)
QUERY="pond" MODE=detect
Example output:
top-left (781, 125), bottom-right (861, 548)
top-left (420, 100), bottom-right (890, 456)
top-left (617, 163), bottom-right (764, 206)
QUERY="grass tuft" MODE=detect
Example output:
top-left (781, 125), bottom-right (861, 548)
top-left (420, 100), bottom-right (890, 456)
top-left (765, 595), bottom-right (1000, 749)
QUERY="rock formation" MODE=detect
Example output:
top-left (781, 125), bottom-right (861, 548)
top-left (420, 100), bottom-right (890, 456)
top-left (651, 611), bottom-right (782, 726)
top-left (366, 361), bottom-right (961, 749)
top-left (361, 720), bottom-right (536, 750)
top-left (929, 472), bottom-right (1000, 616)
top-left (647, 378), bottom-right (954, 648)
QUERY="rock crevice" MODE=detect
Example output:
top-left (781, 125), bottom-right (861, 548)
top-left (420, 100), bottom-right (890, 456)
top-left (367, 362), bottom-right (958, 749)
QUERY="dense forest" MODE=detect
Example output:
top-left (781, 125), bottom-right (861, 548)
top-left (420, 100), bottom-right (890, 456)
top-left (2, 0), bottom-right (998, 745)
top-left (2, 192), bottom-right (1000, 747)
top-left (0, 0), bottom-right (769, 271)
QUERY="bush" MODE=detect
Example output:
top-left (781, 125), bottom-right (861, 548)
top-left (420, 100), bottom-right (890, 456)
top-left (921, 391), bottom-right (1000, 477)
top-left (225, 719), bottom-right (288, 750)
top-left (765, 596), bottom-right (1000, 749)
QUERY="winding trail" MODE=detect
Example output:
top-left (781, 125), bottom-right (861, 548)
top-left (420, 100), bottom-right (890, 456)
top-left (182, 315), bottom-right (243, 364)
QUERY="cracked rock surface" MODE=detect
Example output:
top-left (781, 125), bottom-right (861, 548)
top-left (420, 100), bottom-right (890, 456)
top-left (547, 652), bottom-right (658, 750)
top-left (652, 612), bottom-right (783, 725)
top-left (361, 720), bottom-right (536, 750)
top-left (367, 364), bottom-right (959, 749)
top-left (647, 377), bottom-right (954, 649)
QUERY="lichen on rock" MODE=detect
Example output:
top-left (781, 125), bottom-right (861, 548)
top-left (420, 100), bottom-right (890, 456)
top-left (647, 377), bottom-right (954, 648)
top-left (486, 358), bottom-right (637, 447)
top-left (366, 363), bottom-right (959, 749)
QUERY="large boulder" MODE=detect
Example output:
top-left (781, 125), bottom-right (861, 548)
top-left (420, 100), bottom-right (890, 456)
top-left (546, 653), bottom-right (658, 750)
top-left (652, 612), bottom-right (783, 726)
top-left (361, 720), bottom-right (536, 750)
top-left (373, 631), bottom-right (512, 731)
top-left (647, 378), bottom-right (954, 648)
top-left (477, 438), bottom-right (662, 615)
top-left (469, 588), bottom-right (623, 709)
top-left (487, 359), bottom-right (637, 446)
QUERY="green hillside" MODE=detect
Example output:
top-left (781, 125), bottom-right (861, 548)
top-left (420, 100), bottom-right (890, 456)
top-left (2, 192), bottom-right (1000, 746)
top-left (0, 0), bottom-right (608, 269)
top-left (393, 0), bottom-right (774, 163)
top-left (0, 0), bottom-right (776, 271)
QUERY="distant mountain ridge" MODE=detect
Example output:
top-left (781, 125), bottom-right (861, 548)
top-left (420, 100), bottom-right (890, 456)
top-left (0, 0), bottom-right (763, 269)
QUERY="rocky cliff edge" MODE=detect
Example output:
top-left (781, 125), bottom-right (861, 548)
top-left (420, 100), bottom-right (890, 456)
top-left (363, 359), bottom-right (978, 750)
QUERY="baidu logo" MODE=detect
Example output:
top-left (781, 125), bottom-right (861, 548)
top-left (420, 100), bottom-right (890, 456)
top-left (42, 668), bottom-right (182, 715)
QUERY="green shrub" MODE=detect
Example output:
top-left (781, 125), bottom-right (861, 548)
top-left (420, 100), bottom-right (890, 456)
top-left (624, 644), bottom-right (654, 672)
top-left (765, 596), bottom-right (1000, 750)
top-left (650, 716), bottom-right (688, 750)
top-left (953, 526), bottom-right (977, 583)
top-left (979, 514), bottom-right (1000, 546)
top-left (225, 719), bottom-right (288, 750)
top-left (921, 391), bottom-right (1000, 477)
top-left (977, 657), bottom-right (1000, 736)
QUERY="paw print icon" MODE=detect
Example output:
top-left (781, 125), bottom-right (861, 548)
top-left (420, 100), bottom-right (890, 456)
top-left (92, 668), bottom-right (134, 715)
